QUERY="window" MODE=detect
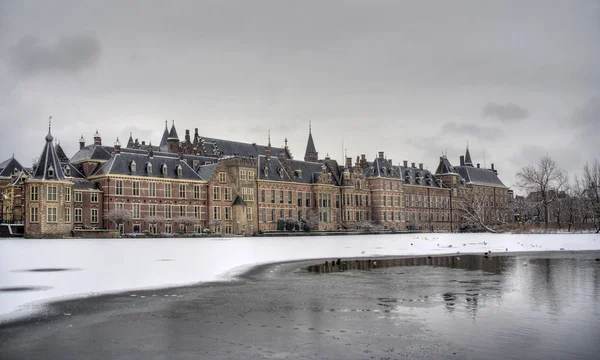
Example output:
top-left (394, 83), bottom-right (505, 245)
top-left (383, 182), bottom-right (386, 190)
top-left (133, 181), bottom-right (140, 196)
top-left (149, 182), bottom-right (156, 197)
top-left (74, 208), bottom-right (82, 223)
top-left (225, 206), bottom-right (231, 220)
top-left (213, 186), bottom-right (221, 200)
top-left (287, 191), bottom-right (292, 204)
top-left (179, 205), bottom-right (186, 217)
top-left (47, 207), bottom-right (57, 222)
top-left (279, 190), bottom-right (284, 204)
top-left (179, 184), bottom-right (186, 198)
top-left (297, 210), bottom-right (302, 220)
top-left (130, 161), bottom-right (136, 172)
top-left (405, 195), bottom-right (409, 207)
top-left (65, 187), bottom-right (71, 202)
top-left (162, 164), bottom-right (168, 175)
top-left (262, 208), bottom-right (266, 222)
top-left (242, 187), bottom-right (254, 201)
top-left (248, 171), bottom-right (255, 181)
top-left (194, 185), bottom-right (201, 199)
top-left (271, 209), bottom-right (275, 222)
top-left (213, 206), bottom-right (221, 220)
top-left (383, 196), bottom-right (387, 206)
top-left (65, 207), bottom-right (71, 222)
top-left (165, 205), bottom-right (172, 219)
top-left (225, 225), bottom-right (232, 234)
top-left (132, 204), bottom-right (140, 219)
top-left (30, 186), bottom-right (38, 201)
top-left (147, 163), bottom-right (152, 174)
top-left (225, 187), bottom-right (232, 201)
top-left (194, 206), bottom-right (201, 219)
top-left (164, 183), bottom-right (171, 198)
top-left (298, 192), bottom-right (303, 207)
top-left (30, 207), bottom-right (38, 222)
top-left (306, 192), bottom-right (310, 207)
top-left (270, 190), bottom-right (275, 203)
top-left (116, 203), bottom-right (124, 210)
top-left (149, 204), bottom-right (157, 217)
top-left (47, 186), bottom-right (57, 201)
top-left (176, 165), bottom-right (182, 177)
top-left (91, 209), bottom-right (98, 223)
top-left (261, 190), bottom-right (266, 203)
top-left (219, 172), bottom-right (226, 183)
top-left (240, 169), bottom-right (247, 180)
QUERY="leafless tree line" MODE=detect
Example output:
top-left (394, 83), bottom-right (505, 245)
top-left (516, 156), bottom-right (600, 233)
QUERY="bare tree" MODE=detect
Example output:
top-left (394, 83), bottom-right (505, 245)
top-left (582, 159), bottom-right (600, 233)
top-left (303, 209), bottom-right (320, 231)
top-left (106, 208), bottom-right (133, 229)
top-left (175, 216), bottom-right (199, 233)
top-left (453, 190), bottom-right (497, 233)
top-left (517, 155), bottom-right (567, 229)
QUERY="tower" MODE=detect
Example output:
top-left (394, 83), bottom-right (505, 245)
top-left (304, 122), bottom-right (318, 162)
top-left (167, 120), bottom-right (180, 153)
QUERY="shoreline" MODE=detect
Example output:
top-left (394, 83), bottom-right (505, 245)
top-left (2, 249), bottom-right (598, 327)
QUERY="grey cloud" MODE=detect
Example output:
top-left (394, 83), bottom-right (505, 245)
top-left (441, 122), bottom-right (503, 140)
top-left (572, 96), bottom-right (600, 128)
top-left (482, 102), bottom-right (530, 122)
top-left (7, 35), bottom-right (101, 75)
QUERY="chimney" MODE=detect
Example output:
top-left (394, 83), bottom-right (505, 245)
top-left (142, 141), bottom-right (146, 146)
top-left (403, 160), bottom-right (408, 167)
top-left (185, 129), bottom-right (190, 143)
top-left (491, 163), bottom-right (495, 170)
top-left (93, 129), bottom-right (102, 146)
top-left (265, 144), bottom-right (271, 160)
top-left (346, 157), bottom-right (352, 169)
top-left (419, 163), bottom-right (423, 170)
top-left (460, 155), bottom-right (465, 166)
top-left (378, 151), bottom-right (384, 159)
top-left (477, 163), bottom-right (480, 168)
top-left (79, 135), bottom-right (85, 149)
top-left (278, 149), bottom-right (286, 163)
top-left (194, 128), bottom-right (199, 136)
top-left (360, 154), bottom-right (366, 162)
top-left (114, 138), bottom-right (121, 154)
top-left (388, 158), bottom-right (392, 165)
top-left (411, 162), bottom-right (415, 168)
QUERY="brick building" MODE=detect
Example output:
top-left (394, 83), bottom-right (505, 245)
top-left (3, 119), bottom-right (513, 237)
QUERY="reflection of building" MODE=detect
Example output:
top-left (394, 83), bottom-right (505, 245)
top-left (0, 119), bottom-right (513, 237)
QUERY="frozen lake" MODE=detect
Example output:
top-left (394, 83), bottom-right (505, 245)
top-left (1, 233), bottom-right (599, 322)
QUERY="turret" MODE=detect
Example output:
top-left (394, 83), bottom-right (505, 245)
top-left (79, 135), bottom-right (85, 149)
top-left (167, 120), bottom-right (179, 153)
top-left (304, 121), bottom-right (318, 162)
top-left (93, 129), bottom-right (102, 146)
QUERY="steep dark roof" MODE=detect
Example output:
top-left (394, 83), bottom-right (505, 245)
top-left (72, 179), bottom-right (100, 190)
top-left (465, 147), bottom-right (473, 166)
top-left (159, 121), bottom-right (169, 151)
top-left (455, 166), bottom-right (506, 187)
top-left (0, 157), bottom-right (28, 178)
top-left (304, 131), bottom-right (317, 159)
top-left (257, 156), bottom-right (293, 182)
top-left (168, 122), bottom-right (179, 140)
top-left (232, 195), bottom-right (247, 206)
top-left (70, 145), bottom-right (113, 163)
top-left (196, 163), bottom-right (218, 181)
top-left (90, 153), bottom-right (202, 181)
top-left (400, 165), bottom-right (443, 188)
top-left (55, 143), bottom-right (70, 164)
top-left (435, 156), bottom-right (456, 174)
top-left (364, 157), bottom-right (402, 179)
top-left (31, 130), bottom-right (67, 181)
top-left (285, 159), bottom-right (327, 184)
top-left (199, 136), bottom-right (289, 159)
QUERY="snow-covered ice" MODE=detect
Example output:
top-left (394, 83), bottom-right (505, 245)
top-left (0, 233), bottom-right (598, 321)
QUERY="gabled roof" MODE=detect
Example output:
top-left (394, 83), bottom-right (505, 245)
top-left (257, 156), bottom-right (293, 182)
top-left (232, 195), bottom-right (247, 206)
top-left (364, 157), bottom-right (402, 179)
top-left (399, 165), bottom-right (443, 188)
top-left (0, 157), bottom-right (28, 178)
top-left (31, 129), bottom-right (67, 181)
top-left (435, 156), bottom-right (456, 174)
top-left (55, 143), bottom-right (70, 164)
top-left (196, 163), bottom-right (218, 181)
top-left (284, 159), bottom-right (328, 184)
top-left (70, 145), bottom-right (113, 163)
top-left (90, 152), bottom-right (202, 181)
top-left (455, 166), bottom-right (506, 187)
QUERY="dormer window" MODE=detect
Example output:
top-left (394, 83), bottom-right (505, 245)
top-left (147, 162), bottom-right (153, 174)
top-left (47, 165), bottom-right (54, 178)
top-left (263, 166), bottom-right (269, 176)
top-left (130, 161), bottom-right (137, 172)
top-left (382, 166), bottom-right (387, 175)
top-left (176, 165), bottom-right (183, 177)
top-left (278, 168), bottom-right (283, 178)
top-left (64, 166), bottom-right (71, 176)
top-left (295, 169), bottom-right (303, 178)
top-left (162, 164), bottom-right (168, 175)
top-left (370, 167), bottom-right (375, 175)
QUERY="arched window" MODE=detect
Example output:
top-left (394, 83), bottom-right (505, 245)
top-left (47, 165), bottom-right (54, 178)
top-left (176, 165), bottom-right (182, 177)
top-left (147, 162), bottom-right (152, 174)
top-left (130, 161), bottom-right (137, 172)
top-left (162, 164), bottom-right (168, 175)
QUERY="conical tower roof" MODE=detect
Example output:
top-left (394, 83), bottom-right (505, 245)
top-left (304, 122), bottom-right (318, 161)
top-left (159, 120), bottom-right (169, 150)
top-left (168, 120), bottom-right (179, 140)
top-left (32, 117), bottom-right (66, 181)
top-left (464, 145), bottom-right (473, 167)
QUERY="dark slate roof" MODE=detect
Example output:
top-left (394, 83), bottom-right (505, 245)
top-left (257, 156), bottom-right (293, 182)
top-left (435, 156), bottom-right (456, 174)
top-left (0, 157), bottom-right (28, 178)
top-left (31, 131), bottom-right (67, 181)
top-left (126, 133), bottom-right (134, 148)
top-left (285, 159), bottom-right (327, 184)
top-left (399, 165), bottom-right (443, 188)
top-left (70, 145), bottom-right (113, 163)
top-left (159, 121), bottom-right (169, 151)
top-left (304, 131), bottom-right (317, 159)
top-left (72, 179), bottom-right (100, 190)
top-left (90, 153), bottom-right (202, 181)
top-left (319, 158), bottom-right (343, 185)
top-left (364, 157), bottom-right (402, 179)
top-left (196, 163), bottom-right (218, 181)
top-left (199, 136), bottom-right (289, 159)
top-left (465, 147), bottom-right (473, 166)
top-left (66, 163), bottom-right (87, 179)
top-left (9, 169), bottom-right (28, 186)
top-left (55, 143), bottom-right (70, 164)
top-left (455, 166), bottom-right (506, 187)
top-left (232, 195), bottom-right (247, 206)
top-left (168, 122), bottom-right (179, 140)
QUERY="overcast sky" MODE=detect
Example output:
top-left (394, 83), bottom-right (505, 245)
top-left (1, 0), bottom-right (598, 192)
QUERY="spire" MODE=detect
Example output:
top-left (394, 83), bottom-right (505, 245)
top-left (45, 116), bottom-right (54, 142)
top-left (268, 130), bottom-right (271, 147)
top-left (32, 117), bottom-right (66, 181)
top-left (464, 143), bottom-right (473, 167)
top-left (159, 120), bottom-right (169, 151)
top-left (304, 122), bottom-right (318, 162)
top-left (167, 120), bottom-right (180, 153)
top-left (168, 120), bottom-right (179, 140)
top-left (127, 132), bottom-right (134, 148)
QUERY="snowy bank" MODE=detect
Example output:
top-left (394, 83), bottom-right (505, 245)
top-left (0, 233), bottom-right (598, 321)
